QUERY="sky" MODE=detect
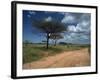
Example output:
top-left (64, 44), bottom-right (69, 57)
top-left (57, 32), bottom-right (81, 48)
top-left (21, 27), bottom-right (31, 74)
top-left (23, 10), bottom-right (91, 44)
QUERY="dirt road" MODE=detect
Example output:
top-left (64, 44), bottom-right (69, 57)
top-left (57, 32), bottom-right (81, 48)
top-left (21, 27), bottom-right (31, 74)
top-left (23, 48), bottom-right (90, 69)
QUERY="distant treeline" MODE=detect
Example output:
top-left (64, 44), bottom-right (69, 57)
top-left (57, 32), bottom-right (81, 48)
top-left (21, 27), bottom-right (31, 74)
top-left (23, 41), bottom-right (90, 47)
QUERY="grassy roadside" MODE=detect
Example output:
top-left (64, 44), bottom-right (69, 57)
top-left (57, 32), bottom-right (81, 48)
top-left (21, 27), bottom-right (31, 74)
top-left (23, 44), bottom-right (90, 64)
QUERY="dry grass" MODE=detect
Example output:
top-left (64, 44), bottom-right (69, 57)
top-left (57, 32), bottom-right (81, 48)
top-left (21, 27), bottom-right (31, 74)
top-left (23, 48), bottom-right (90, 69)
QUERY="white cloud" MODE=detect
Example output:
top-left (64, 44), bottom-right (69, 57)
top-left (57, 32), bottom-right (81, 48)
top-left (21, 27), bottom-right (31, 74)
top-left (81, 21), bottom-right (89, 26)
top-left (45, 16), bottom-right (52, 22)
top-left (27, 11), bottom-right (36, 18)
top-left (66, 14), bottom-right (90, 32)
top-left (77, 21), bottom-right (90, 32)
top-left (63, 32), bottom-right (90, 44)
top-left (68, 25), bottom-right (77, 32)
top-left (61, 14), bottom-right (75, 23)
top-left (29, 11), bottom-right (36, 15)
top-left (27, 14), bottom-right (31, 18)
top-left (58, 30), bottom-right (90, 44)
top-left (60, 13), bottom-right (90, 44)
top-left (80, 14), bottom-right (90, 21)
top-left (81, 35), bottom-right (89, 40)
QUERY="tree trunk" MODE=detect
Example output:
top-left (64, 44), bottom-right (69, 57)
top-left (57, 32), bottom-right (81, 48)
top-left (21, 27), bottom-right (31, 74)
top-left (46, 33), bottom-right (49, 49)
top-left (54, 39), bottom-right (57, 46)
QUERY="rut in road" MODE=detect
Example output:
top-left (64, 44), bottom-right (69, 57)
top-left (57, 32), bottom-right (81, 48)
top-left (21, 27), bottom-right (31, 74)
top-left (23, 48), bottom-right (90, 69)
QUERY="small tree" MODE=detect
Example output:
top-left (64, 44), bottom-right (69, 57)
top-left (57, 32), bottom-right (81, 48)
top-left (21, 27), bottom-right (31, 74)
top-left (32, 19), bottom-right (66, 49)
top-left (50, 33), bottom-right (63, 46)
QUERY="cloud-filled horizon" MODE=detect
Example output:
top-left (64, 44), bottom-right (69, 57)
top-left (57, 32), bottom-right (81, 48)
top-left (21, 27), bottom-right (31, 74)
top-left (23, 10), bottom-right (91, 44)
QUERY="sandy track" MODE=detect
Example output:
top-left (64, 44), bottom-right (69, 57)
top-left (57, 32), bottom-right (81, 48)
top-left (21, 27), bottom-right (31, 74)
top-left (23, 48), bottom-right (90, 69)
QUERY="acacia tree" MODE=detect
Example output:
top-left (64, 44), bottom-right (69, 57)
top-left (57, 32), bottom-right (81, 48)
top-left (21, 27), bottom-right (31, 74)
top-left (32, 19), bottom-right (66, 49)
top-left (49, 33), bottom-right (63, 46)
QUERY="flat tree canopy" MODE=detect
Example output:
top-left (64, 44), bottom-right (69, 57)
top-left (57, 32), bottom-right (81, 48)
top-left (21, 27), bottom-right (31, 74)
top-left (32, 19), bottom-right (66, 34)
top-left (32, 19), bottom-right (66, 49)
